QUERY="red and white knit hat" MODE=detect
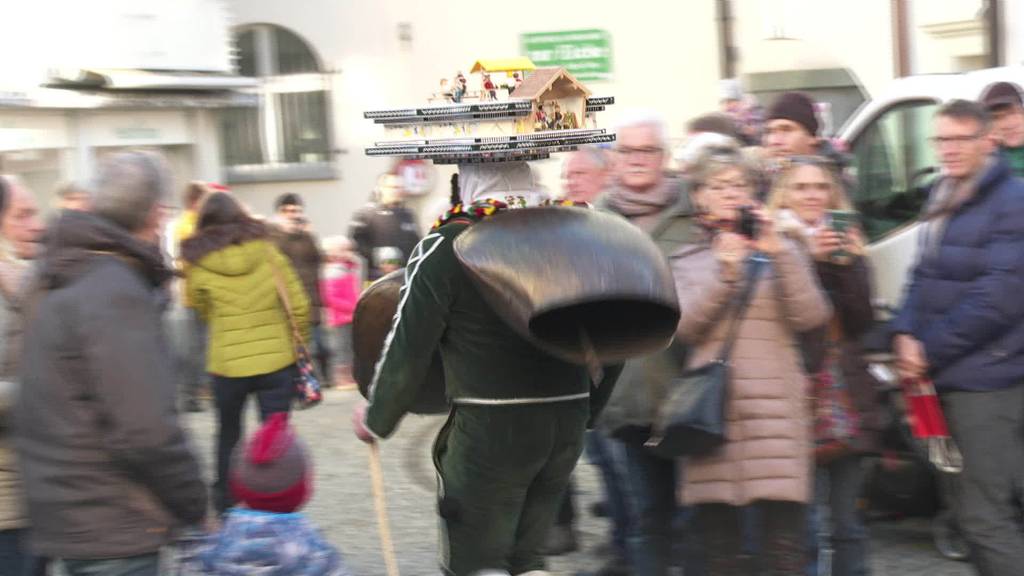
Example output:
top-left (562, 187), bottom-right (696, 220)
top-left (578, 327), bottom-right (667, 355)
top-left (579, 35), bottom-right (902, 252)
top-left (229, 413), bottom-right (312, 513)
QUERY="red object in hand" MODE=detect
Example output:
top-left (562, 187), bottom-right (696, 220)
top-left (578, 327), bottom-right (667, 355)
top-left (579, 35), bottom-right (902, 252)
top-left (901, 378), bottom-right (951, 438)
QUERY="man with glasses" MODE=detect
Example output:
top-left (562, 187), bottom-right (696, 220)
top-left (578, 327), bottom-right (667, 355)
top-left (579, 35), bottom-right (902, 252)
top-left (595, 110), bottom-right (695, 576)
top-left (893, 99), bottom-right (1024, 576)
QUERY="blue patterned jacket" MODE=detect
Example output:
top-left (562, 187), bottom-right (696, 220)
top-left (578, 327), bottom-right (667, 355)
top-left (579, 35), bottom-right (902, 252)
top-left (180, 509), bottom-right (350, 576)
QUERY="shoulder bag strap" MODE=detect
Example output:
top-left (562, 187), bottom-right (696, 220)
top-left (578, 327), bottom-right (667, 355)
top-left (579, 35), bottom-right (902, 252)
top-left (265, 245), bottom-right (310, 356)
top-left (714, 254), bottom-right (768, 362)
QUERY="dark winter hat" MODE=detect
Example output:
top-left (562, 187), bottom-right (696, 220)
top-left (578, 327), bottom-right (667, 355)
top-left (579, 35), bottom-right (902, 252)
top-left (229, 413), bottom-right (312, 513)
top-left (274, 192), bottom-right (304, 210)
top-left (981, 81), bottom-right (1024, 111)
top-left (767, 92), bottom-right (819, 136)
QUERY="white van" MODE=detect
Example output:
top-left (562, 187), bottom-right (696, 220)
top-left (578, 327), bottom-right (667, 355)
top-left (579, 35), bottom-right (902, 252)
top-left (836, 66), bottom-right (1024, 310)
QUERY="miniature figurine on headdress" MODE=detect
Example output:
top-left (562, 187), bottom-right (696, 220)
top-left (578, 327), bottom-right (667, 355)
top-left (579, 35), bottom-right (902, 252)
top-left (451, 71), bottom-right (467, 103)
top-left (482, 73), bottom-right (497, 101)
top-left (437, 78), bottom-right (452, 103)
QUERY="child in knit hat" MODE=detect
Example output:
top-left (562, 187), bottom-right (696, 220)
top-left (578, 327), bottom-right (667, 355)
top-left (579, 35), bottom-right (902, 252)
top-left (180, 413), bottom-right (350, 575)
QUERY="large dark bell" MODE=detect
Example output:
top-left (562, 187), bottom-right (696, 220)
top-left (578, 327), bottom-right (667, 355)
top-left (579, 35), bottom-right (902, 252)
top-left (454, 206), bottom-right (680, 365)
top-left (351, 268), bottom-right (448, 414)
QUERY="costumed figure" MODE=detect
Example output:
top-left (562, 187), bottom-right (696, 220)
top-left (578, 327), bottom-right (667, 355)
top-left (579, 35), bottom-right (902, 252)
top-left (353, 163), bottom-right (622, 575)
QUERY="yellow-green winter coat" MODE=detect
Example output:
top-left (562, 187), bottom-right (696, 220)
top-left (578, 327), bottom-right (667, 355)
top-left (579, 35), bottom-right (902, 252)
top-left (186, 238), bottom-right (310, 378)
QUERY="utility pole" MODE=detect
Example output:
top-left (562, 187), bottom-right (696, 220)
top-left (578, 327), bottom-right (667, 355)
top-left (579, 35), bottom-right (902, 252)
top-left (891, 0), bottom-right (910, 77)
top-left (716, 0), bottom-right (736, 79)
top-left (987, 0), bottom-right (1003, 67)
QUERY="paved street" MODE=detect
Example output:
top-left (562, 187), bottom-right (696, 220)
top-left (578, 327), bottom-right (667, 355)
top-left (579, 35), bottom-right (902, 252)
top-left (182, 390), bottom-right (974, 576)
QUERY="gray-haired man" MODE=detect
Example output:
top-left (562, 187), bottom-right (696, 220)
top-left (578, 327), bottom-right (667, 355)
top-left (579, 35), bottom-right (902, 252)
top-left (15, 151), bottom-right (207, 576)
top-left (595, 110), bottom-right (695, 576)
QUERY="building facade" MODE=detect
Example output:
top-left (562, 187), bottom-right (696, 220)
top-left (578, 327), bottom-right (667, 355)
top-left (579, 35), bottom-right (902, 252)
top-left (0, 0), bottom-right (250, 211)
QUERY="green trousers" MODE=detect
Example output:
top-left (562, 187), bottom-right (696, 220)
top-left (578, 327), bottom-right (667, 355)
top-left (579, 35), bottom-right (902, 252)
top-left (433, 400), bottom-right (588, 575)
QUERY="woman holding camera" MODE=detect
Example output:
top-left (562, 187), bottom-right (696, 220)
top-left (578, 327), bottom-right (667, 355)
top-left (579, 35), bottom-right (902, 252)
top-left (671, 145), bottom-right (830, 575)
top-left (769, 157), bottom-right (876, 576)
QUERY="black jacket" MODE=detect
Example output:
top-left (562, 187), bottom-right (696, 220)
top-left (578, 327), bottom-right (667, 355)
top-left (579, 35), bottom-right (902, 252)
top-left (271, 227), bottom-right (323, 322)
top-left (15, 210), bottom-right (207, 558)
top-left (348, 202), bottom-right (421, 280)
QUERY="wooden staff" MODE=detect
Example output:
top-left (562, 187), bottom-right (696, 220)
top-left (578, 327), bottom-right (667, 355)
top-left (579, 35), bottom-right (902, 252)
top-left (368, 442), bottom-right (401, 576)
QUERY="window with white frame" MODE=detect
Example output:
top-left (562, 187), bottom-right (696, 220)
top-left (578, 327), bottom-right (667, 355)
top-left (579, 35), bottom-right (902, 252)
top-left (222, 24), bottom-right (336, 182)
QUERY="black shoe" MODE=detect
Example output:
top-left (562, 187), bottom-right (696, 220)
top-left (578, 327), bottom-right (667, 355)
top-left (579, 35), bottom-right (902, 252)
top-left (539, 525), bottom-right (578, 556)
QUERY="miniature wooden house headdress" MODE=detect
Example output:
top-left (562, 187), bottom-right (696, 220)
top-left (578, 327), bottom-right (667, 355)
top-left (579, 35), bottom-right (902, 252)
top-left (364, 58), bottom-right (615, 164)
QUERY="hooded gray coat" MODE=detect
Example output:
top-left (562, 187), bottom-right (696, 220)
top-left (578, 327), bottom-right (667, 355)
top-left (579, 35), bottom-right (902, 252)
top-left (14, 210), bottom-right (207, 558)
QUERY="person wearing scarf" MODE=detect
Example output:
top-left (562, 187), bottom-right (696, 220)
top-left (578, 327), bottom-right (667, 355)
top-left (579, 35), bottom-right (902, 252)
top-left (589, 113), bottom-right (694, 576)
top-left (893, 100), bottom-right (1024, 576)
top-left (768, 158), bottom-right (876, 576)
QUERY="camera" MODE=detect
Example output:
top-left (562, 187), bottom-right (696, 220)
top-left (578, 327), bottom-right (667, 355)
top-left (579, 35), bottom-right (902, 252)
top-left (736, 205), bottom-right (759, 239)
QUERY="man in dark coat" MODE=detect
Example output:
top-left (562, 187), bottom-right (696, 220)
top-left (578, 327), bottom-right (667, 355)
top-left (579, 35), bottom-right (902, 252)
top-left (594, 111), bottom-right (694, 576)
top-left (348, 174), bottom-right (422, 281)
top-left (14, 152), bottom-right (207, 576)
top-left (894, 100), bottom-right (1024, 576)
top-left (271, 193), bottom-right (328, 382)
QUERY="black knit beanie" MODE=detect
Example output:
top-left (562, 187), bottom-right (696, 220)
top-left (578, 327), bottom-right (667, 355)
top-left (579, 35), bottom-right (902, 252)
top-left (767, 92), bottom-right (819, 136)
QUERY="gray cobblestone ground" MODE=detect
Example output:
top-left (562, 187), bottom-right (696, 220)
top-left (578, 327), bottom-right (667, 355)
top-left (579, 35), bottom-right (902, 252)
top-left (182, 390), bottom-right (974, 576)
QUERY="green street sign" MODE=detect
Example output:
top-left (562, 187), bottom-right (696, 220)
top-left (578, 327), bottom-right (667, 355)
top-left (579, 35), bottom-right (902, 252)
top-left (520, 29), bottom-right (612, 82)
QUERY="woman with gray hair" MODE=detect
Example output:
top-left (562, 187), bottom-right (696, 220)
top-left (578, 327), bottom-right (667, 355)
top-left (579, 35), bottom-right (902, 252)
top-left (670, 145), bottom-right (830, 575)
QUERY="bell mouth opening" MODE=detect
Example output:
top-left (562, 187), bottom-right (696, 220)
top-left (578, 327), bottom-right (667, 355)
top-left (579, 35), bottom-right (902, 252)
top-left (528, 298), bottom-right (680, 363)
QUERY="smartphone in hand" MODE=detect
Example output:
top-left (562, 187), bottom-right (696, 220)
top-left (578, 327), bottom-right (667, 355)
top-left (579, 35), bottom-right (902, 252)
top-left (826, 210), bottom-right (858, 260)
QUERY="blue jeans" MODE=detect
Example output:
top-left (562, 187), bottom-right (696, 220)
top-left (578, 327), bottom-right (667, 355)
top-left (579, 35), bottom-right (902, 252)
top-left (584, 431), bottom-right (629, 556)
top-left (180, 308), bottom-right (208, 402)
top-left (610, 440), bottom-right (701, 576)
top-left (811, 455), bottom-right (870, 576)
top-left (312, 325), bottom-right (330, 383)
top-left (60, 553), bottom-right (160, 576)
top-left (0, 529), bottom-right (44, 576)
top-left (212, 364), bottom-right (297, 513)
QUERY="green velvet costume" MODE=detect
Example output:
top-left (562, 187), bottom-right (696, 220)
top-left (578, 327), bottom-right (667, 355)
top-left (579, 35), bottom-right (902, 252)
top-left (365, 204), bottom-right (620, 575)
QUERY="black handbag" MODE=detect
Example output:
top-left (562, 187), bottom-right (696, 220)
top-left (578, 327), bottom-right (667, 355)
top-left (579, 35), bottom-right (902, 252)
top-left (645, 256), bottom-right (766, 458)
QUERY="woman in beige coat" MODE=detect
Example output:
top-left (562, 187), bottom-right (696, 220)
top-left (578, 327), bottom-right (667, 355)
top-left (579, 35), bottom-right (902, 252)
top-left (670, 145), bottom-right (831, 575)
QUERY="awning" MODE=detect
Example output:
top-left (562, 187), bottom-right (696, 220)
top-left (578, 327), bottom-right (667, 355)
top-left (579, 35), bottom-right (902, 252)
top-left (46, 68), bottom-right (258, 91)
top-left (0, 68), bottom-right (260, 110)
top-left (469, 58), bottom-right (537, 74)
top-left (0, 86), bottom-right (258, 110)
